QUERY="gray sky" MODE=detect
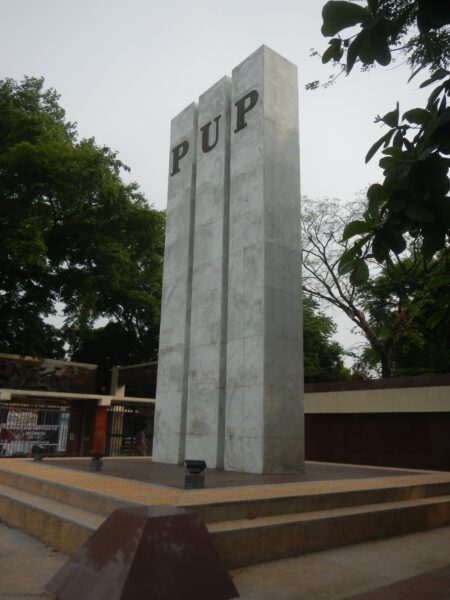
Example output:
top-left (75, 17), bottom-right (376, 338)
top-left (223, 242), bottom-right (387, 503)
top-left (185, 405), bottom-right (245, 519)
top-left (1, 0), bottom-right (429, 355)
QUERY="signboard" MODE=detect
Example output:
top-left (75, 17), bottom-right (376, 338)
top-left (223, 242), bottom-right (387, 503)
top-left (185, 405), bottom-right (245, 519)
top-left (0, 408), bottom-right (70, 456)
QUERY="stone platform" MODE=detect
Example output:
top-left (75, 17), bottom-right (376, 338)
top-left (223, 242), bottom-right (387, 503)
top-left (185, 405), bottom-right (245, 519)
top-left (1, 458), bottom-right (450, 569)
top-left (46, 457), bottom-right (424, 488)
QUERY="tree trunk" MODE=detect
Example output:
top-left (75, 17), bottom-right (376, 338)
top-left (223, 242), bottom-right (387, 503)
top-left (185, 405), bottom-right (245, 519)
top-left (379, 351), bottom-right (392, 378)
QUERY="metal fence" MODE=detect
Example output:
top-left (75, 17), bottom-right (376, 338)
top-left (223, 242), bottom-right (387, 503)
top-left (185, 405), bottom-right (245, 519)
top-left (0, 399), bottom-right (97, 457)
top-left (106, 403), bottom-right (154, 457)
top-left (0, 399), bottom-right (155, 458)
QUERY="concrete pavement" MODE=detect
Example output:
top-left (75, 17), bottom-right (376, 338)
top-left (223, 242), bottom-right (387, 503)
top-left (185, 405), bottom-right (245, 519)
top-left (1, 521), bottom-right (450, 599)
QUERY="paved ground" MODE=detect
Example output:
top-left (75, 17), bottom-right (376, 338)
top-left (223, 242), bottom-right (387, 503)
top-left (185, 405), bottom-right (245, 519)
top-left (0, 523), bottom-right (66, 600)
top-left (1, 521), bottom-right (450, 599)
top-left (232, 526), bottom-right (450, 599)
top-left (44, 457), bottom-right (422, 489)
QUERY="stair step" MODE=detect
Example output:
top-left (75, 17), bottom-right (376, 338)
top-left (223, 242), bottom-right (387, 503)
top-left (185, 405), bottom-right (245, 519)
top-left (0, 482), bottom-right (103, 554)
top-left (2, 465), bottom-right (450, 524)
top-left (185, 481), bottom-right (450, 523)
top-left (0, 467), bottom-right (141, 517)
top-left (208, 494), bottom-right (450, 568)
top-left (2, 462), bottom-right (450, 569)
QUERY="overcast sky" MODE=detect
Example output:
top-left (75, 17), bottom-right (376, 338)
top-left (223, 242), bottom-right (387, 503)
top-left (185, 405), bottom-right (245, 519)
top-left (1, 0), bottom-right (429, 355)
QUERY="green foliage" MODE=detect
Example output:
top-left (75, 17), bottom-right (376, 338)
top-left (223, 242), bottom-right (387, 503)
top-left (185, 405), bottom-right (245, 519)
top-left (303, 297), bottom-right (350, 383)
top-left (321, 0), bottom-right (450, 73)
top-left (0, 77), bottom-right (165, 360)
top-left (354, 247), bottom-right (450, 376)
top-left (321, 1), bottom-right (370, 37)
top-left (302, 195), bottom-right (450, 377)
top-left (315, 0), bottom-right (450, 336)
top-left (68, 321), bottom-right (160, 392)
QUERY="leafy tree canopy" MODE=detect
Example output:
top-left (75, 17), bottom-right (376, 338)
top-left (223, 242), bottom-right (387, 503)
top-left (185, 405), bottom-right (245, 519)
top-left (0, 77), bottom-right (165, 363)
top-left (302, 195), bottom-right (450, 378)
top-left (303, 296), bottom-right (351, 383)
top-left (68, 321), bottom-right (160, 392)
top-left (354, 247), bottom-right (450, 376)
top-left (312, 0), bottom-right (450, 333)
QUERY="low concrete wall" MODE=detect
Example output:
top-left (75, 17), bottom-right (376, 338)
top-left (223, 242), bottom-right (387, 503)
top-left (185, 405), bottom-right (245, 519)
top-left (304, 375), bottom-right (450, 471)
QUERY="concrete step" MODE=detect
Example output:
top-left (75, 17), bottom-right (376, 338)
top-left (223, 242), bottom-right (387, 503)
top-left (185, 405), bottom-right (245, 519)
top-left (2, 462), bottom-right (450, 569)
top-left (2, 464), bottom-right (450, 525)
top-left (209, 494), bottom-right (450, 568)
top-left (0, 482), bottom-right (102, 554)
top-left (185, 480), bottom-right (450, 523)
top-left (0, 466), bottom-right (141, 517)
top-left (2, 478), bottom-right (450, 567)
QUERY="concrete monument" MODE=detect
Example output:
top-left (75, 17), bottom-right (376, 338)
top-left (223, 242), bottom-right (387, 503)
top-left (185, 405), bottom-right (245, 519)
top-left (153, 46), bottom-right (304, 474)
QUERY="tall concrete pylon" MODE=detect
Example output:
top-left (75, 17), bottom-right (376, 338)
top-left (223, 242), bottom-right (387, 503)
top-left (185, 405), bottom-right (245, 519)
top-left (153, 46), bottom-right (304, 474)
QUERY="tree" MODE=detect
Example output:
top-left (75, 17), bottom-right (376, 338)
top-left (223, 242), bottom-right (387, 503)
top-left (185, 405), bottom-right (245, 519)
top-left (354, 249), bottom-right (450, 376)
top-left (312, 0), bottom-right (450, 332)
top-left (0, 77), bottom-right (165, 361)
top-left (303, 296), bottom-right (350, 383)
top-left (68, 321), bottom-right (160, 392)
top-left (302, 195), bottom-right (450, 377)
top-left (302, 196), bottom-right (391, 375)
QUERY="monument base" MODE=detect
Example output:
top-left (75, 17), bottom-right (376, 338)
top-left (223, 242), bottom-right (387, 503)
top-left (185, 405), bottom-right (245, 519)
top-left (45, 505), bottom-right (238, 600)
top-left (3, 457), bottom-right (450, 570)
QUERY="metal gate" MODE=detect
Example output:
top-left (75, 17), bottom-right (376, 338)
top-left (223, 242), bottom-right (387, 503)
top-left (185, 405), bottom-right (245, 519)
top-left (0, 399), bottom-right (97, 457)
top-left (106, 403), bottom-right (154, 457)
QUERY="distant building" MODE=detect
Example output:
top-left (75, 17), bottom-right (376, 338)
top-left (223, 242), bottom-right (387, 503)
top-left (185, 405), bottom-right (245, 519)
top-left (0, 354), bottom-right (154, 458)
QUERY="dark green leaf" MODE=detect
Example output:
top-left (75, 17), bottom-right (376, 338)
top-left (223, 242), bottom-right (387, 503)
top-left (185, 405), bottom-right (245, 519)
top-left (346, 32), bottom-right (363, 72)
top-left (338, 257), bottom-right (358, 276)
top-left (382, 103), bottom-right (399, 127)
top-left (342, 219), bottom-right (374, 241)
top-left (367, 183), bottom-right (386, 221)
top-left (382, 229), bottom-right (406, 254)
top-left (426, 83), bottom-right (447, 111)
top-left (429, 274), bottom-right (450, 289)
top-left (322, 39), bottom-right (343, 63)
top-left (417, 0), bottom-right (450, 33)
top-left (403, 203), bottom-right (436, 223)
top-left (339, 245), bottom-right (358, 263)
top-left (322, 1), bottom-right (369, 36)
top-left (418, 115), bottom-right (439, 147)
top-left (365, 130), bottom-right (394, 163)
top-left (427, 308), bottom-right (448, 329)
top-left (322, 45), bottom-right (337, 64)
top-left (379, 156), bottom-right (396, 169)
top-left (437, 109), bottom-right (450, 127)
top-left (367, 183), bottom-right (386, 204)
top-left (421, 231), bottom-right (445, 259)
top-left (382, 146), bottom-right (406, 158)
top-left (403, 138), bottom-right (414, 152)
top-left (338, 242), bottom-right (364, 275)
top-left (358, 29), bottom-right (376, 65)
top-left (420, 69), bottom-right (449, 89)
top-left (372, 27), bottom-right (391, 66)
top-left (386, 195), bottom-right (405, 213)
top-left (372, 233), bottom-right (389, 261)
top-left (393, 130), bottom-right (404, 148)
top-left (349, 258), bottom-right (369, 285)
top-left (403, 108), bottom-right (431, 125)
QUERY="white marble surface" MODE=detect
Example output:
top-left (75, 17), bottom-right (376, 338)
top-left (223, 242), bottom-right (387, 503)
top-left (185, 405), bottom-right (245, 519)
top-left (185, 77), bottom-right (231, 468)
top-left (154, 47), bottom-right (304, 474)
top-left (225, 46), bottom-right (304, 474)
top-left (152, 103), bottom-right (198, 464)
